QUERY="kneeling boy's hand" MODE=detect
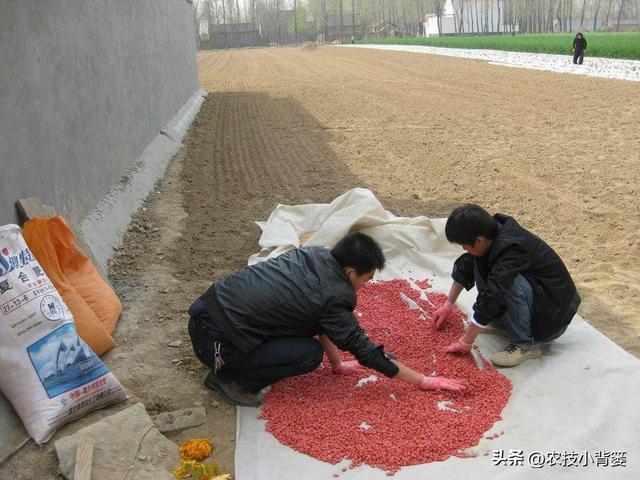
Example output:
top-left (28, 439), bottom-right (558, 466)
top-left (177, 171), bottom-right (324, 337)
top-left (432, 301), bottom-right (453, 330)
top-left (444, 338), bottom-right (473, 354)
top-left (332, 360), bottom-right (366, 375)
top-left (419, 375), bottom-right (466, 392)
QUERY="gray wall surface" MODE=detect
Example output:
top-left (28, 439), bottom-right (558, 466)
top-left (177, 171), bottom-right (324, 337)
top-left (0, 0), bottom-right (199, 226)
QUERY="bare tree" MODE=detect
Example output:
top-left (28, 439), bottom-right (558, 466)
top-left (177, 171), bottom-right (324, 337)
top-left (604, 0), bottom-right (615, 26)
top-left (615, 0), bottom-right (626, 30)
top-left (556, 0), bottom-right (564, 31)
top-left (592, 0), bottom-right (603, 30)
top-left (339, 0), bottom-right (344, 42)
top-left (294, 0), bottom-right (298, 42)
top-left (455, 0), bottom-right (465, 33)
top-left (194, 0), bottom-right (202, 41)
top-left (352, 0), bottom-right (357, 37)
top-left (579, 0), bottom-right (591, 27)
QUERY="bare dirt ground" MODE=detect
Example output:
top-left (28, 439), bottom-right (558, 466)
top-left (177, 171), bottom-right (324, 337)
top-left (194, 45), bottom-right (639, 355)
top-left (2, 46), bottom-right (638, 478)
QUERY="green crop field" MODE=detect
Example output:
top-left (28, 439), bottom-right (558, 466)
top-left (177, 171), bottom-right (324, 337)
top-left (361, 33), bottom-right (640, 60)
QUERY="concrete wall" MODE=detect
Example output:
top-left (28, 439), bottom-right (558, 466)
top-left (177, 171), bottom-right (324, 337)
top-left (0, 0), bottom-right (199, 226)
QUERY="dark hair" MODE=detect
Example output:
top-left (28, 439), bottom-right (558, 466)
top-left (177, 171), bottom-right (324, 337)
top-left (445, 204), bottom-right (497, 245)
top-left (330, 232), bottom-right (385, 274)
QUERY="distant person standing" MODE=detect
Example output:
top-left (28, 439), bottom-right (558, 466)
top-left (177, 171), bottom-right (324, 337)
top-left (572, 32), bottom-right (587, 65)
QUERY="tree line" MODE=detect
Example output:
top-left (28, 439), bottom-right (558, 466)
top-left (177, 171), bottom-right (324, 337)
top-left (194, 0), bottom-right (639, 43)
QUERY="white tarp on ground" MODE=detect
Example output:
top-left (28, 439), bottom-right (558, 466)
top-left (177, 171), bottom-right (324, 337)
top-left (237, 188), bottom-right (640, 479)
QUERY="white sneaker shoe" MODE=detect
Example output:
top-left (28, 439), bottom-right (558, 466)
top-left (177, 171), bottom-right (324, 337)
top-left (490, 344), bottom-right (541, 367)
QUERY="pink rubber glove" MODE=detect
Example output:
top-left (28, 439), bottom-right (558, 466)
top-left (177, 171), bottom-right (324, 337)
top-left (419, 375), bottom-right (466, 392)
top-left (432, 301), bottom-right (453, 330)
top-left (332, 360), bottom-right (366, 375)
top-left (445, 338), bottom-right (473, 354)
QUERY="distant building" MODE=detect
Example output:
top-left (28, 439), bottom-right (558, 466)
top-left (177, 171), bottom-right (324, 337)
top-left (367, 21), bottom-right (403, 39)
top-left (205, 22), bottom-right (259, 49)
top-left (317, 15), bottom-right (362, 43)
top-left (423, 0), bottom-right (519, 36)
top-left (607, 19), bottom-right (640, 31)
top-left (256, 8), bottom-right (295, 44)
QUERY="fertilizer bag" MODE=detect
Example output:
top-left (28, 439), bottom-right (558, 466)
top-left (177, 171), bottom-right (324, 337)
top-left (0, 224), bottom-right (127, 443)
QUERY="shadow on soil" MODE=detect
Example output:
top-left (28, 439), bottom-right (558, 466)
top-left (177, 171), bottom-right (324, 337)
top-left (175, 92), bottom-right (458, 283)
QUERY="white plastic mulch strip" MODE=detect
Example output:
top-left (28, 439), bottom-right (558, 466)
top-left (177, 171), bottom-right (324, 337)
top-left (340, 44), bottom-right (640, 82)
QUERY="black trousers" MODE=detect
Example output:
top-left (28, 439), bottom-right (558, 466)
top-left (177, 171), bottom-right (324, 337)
top-left (573, 49), bottom-right (584, 64)
top-left (188, 315), bottom-right (323, 393)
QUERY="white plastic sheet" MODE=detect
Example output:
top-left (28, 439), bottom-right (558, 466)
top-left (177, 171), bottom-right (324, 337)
top-left (237, 188), bottom-right (640, 479)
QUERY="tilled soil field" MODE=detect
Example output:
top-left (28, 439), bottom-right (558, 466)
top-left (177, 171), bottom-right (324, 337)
top-left (193, 46), bottom-right (639, 356)
top-left (2, 45), bottom-right (638, 479)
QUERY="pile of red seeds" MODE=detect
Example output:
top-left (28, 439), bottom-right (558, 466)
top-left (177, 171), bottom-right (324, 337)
top-left (259, 279), bottom-right (512, 474)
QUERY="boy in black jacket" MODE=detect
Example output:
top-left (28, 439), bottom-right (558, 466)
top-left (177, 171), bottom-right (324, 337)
top-left (433, 204), bottom-right (581, 367)
top-left (189, 232), bottom-right (465, 406)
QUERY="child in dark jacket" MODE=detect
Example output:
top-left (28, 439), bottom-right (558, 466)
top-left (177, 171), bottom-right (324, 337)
top-left (573, 32), bottom-right (587, 65)
top-left (433, 204), bottom-right (581, 367)
top-left (189, 232), bottom-right (465, 407)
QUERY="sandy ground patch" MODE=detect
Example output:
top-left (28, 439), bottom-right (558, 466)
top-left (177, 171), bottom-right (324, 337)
top-left (196, 46), bottom-right (639, 357)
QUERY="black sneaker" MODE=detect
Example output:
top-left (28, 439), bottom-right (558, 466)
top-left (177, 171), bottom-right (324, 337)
top-left (204, 371), bottom-right (262, 407)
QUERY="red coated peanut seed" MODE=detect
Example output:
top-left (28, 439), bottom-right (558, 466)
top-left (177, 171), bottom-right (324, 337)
top-left (259, 279), bottom-right (512, 475)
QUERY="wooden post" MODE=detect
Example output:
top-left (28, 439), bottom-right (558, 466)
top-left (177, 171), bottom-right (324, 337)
top-left (74, 436), bottom-right (94, 480)
top-left (15, 197), bottom-right (57, 225)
